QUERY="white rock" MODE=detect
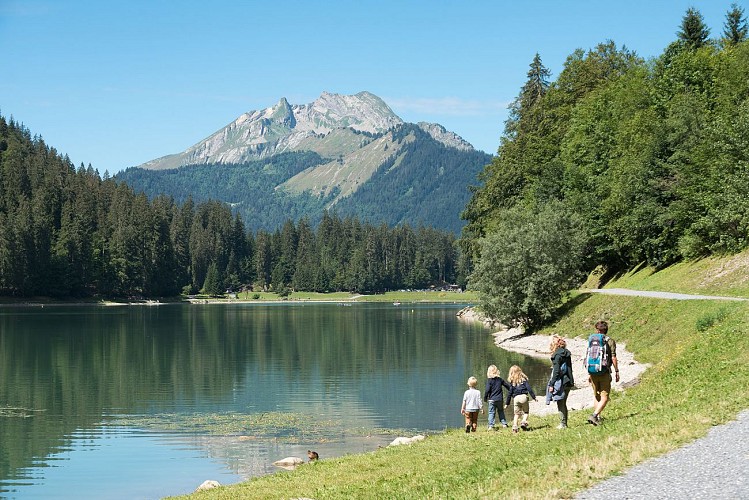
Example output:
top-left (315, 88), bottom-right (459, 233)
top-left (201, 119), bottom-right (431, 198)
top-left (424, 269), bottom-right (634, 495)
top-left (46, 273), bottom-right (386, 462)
top-left (388, 434), bottom-right (426, 446)
top-left (195, 480), bottom-right (220, 491)
top-left (272, 456), bottom-right (305, 466)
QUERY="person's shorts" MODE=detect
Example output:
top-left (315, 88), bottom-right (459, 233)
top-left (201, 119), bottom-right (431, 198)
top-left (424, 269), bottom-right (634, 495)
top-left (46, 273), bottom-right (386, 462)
top-left (513, 394), bottom-right (529, 415)
top-left (590, 371), bottom-right (612, 397)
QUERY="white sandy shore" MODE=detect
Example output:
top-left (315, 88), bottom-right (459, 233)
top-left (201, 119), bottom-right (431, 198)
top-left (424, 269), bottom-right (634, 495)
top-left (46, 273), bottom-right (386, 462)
top-left (457, 308), bottom-right (650, 417)
top-left (492, 329), bottom-right (650, 417)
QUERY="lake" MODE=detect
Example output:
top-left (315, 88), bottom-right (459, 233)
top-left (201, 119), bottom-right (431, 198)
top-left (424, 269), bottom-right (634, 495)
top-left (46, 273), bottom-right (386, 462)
top-left (0, 302), bottom-right (550, 499)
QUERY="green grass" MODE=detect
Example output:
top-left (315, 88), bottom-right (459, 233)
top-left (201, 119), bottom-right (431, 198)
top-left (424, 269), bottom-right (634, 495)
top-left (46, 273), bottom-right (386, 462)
top-left (590, 253), bottom-right (749, 297)
top-left (350, 290), bottom-right (478, 303)
top-left (170, 252), bottom-right (749, 499)
top-left (214, 290), bottom-right (478, 303)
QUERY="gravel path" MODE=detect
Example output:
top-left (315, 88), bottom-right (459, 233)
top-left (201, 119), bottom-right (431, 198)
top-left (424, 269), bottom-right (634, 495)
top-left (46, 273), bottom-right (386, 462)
top-left (577, 289), bottom-right (748, 498)
top-left (575, 410), bottom-right (749, 499)
top-left (583, 288), bottom-right (748, 301)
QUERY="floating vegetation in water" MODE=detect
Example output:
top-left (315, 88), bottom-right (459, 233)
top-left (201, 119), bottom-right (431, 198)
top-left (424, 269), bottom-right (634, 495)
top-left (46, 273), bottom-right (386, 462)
top-left (0, 406), bottom-right (45, 418)
top-left (107, 411), bottom-right (332, 438)
top-left (105, 411), bottom-right (423, 443)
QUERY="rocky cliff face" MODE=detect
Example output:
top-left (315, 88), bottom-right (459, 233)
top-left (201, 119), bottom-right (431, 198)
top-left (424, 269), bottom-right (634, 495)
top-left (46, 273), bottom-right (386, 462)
top-left (416, 122), bottom-right (474, 151)
top-left (137, 91), bottom-right (474, 170)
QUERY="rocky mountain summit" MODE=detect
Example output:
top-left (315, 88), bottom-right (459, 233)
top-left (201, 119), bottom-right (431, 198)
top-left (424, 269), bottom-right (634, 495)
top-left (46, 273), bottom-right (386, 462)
top-left (137, 91), bottom-right (474, 171)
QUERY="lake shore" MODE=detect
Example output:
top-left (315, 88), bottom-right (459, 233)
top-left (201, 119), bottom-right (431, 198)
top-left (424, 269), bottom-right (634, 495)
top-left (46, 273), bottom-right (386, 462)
top-left (492, 328), bottom-right (650, 417)
top-left (0, 291), bottom-right (478, 307)
top-left (457, 307), bottom-right (650, 417)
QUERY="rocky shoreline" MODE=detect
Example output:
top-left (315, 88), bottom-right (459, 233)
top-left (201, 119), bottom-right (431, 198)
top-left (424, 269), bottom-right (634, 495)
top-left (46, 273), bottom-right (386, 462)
top-left (457, 307), bottom-right (650, 417)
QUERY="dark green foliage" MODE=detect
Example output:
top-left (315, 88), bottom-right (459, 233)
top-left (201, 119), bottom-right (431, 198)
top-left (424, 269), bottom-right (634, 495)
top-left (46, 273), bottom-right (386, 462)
top-left (0, 117), bottom-right (462, 298)
top-left (116, 152), bottom-right (330, 233)
top-left (202, 262), bottom-right (222, 296)
top-left (722, 3), bottom-right (748, 47)
top-left (462, 10), bottom-right (749, 326)
top-left (678, 7), bottom-right (711, 50)
top-left (505, 52), bottom-right (551, 140)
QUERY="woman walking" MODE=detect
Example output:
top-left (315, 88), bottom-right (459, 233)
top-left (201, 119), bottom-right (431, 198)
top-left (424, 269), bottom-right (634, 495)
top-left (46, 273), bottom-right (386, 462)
top-left (547, 335), bottom-right (575, 429)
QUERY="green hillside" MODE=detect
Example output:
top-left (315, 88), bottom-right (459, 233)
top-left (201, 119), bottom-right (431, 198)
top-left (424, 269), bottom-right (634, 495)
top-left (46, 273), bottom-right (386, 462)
top-left (116, 124), bottom-right (491, 233)
top-left (116, 151), bottom-right (333, 233)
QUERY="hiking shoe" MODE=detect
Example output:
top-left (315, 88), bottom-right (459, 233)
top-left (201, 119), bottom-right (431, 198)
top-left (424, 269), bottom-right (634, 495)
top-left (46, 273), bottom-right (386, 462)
top-left (501, 423), bottom-right (509, 428)
top-left (470, 426), bottom-right (476, 432)
top-left (520, 422), bottom-right (529, 431)
top-left (512, 426), bottom-right (519, 434)
top-left (587, 414), bottom-right (599, 426)
top-left (465, 424), bottom-right (471, 433)
top-left (557, 423), bottom-right (568, 429)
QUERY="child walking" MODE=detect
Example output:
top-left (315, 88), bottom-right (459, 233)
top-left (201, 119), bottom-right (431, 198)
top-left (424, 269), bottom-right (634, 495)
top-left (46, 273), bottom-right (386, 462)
top-left (505, 365), bottom-right (537, 433)
top-left (484, 365), bottom-right (510, 429)
top-left (460, 376), bottom-right (483, 433)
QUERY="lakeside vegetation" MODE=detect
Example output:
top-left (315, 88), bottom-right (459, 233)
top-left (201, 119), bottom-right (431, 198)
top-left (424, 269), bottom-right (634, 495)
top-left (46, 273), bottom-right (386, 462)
top-left (0, 290), bottom-right (478, 306)
top-left (205, 289), bottom-right (478, 303)
top-left (172, 247), bottom-right (749, 500)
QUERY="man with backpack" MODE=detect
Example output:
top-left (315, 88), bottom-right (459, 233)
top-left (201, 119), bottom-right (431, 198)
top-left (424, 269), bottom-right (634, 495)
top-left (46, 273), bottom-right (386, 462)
top-left (585, 320), bottom-right (619, 426)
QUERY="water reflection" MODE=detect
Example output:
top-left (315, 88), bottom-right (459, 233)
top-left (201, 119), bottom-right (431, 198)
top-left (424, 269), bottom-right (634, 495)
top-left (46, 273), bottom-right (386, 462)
top-left (0, 303), bottom-right (549, 498)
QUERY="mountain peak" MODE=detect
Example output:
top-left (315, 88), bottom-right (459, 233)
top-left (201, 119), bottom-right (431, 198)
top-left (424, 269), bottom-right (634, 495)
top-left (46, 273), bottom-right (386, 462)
top-left (269, 97), bottom-right (295, 127)
top-left (137, 91), bottom-right (473, 170)
top-left (302, 91), bottom-right (402, 134)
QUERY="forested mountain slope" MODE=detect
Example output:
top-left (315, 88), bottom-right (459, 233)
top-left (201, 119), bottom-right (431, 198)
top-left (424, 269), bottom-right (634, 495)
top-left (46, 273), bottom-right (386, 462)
top-left (462, 6), bottom-right (749, 329)
top-left (117, 92), bottom-right (491, 233)
top-left (0, 116), bottom-right (464, 298)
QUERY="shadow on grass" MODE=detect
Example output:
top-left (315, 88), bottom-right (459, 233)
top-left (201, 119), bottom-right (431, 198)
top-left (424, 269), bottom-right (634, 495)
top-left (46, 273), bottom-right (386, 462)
top-left (597, 262), bottom-right (649, 288)
top-left (549, 292), bottom-right (593, 325)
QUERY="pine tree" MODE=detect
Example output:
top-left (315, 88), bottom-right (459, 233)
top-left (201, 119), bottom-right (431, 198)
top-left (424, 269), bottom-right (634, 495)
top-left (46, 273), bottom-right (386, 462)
top-left (678, 7), bottom-right (710, 50)
top-left (202, 261), bottom-right (222, 296)
top-left (722, 3), bottom-right (748, 47)
top-left (505, 53), bottom-right (551, 137)
top-left (520, 52), bottom-right (551, 111)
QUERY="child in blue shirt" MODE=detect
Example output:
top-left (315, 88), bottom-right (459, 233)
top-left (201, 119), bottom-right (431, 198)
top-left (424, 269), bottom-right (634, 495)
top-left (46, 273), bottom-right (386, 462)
top-left (505, 365), bottom-right (537, 433)
top-left (484, 364), bottom-right (511, 429)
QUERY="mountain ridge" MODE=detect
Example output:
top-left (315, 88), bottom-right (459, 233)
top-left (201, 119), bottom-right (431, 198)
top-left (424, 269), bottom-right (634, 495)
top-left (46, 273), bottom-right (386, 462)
top-left (119, 91), bottom-right (491, 233)
top-left (137, 91), bottom-right (474, 171)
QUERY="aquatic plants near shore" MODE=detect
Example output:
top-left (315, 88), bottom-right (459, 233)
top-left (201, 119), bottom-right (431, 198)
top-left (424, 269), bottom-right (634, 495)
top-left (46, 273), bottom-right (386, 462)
top-left (106, 411), bottom-right (414, 444)
top-left (0, 406), bottom-right (45, 418)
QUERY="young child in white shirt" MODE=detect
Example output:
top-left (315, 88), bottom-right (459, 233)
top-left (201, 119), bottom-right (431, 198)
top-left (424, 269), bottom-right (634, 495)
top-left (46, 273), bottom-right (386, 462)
top-left (460, 376), bottom-right (483, 433)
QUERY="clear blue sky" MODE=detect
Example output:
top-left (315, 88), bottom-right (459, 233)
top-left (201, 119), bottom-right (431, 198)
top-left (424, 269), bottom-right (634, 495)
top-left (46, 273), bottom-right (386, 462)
top-left (0, 1), bottom-right (741, 174)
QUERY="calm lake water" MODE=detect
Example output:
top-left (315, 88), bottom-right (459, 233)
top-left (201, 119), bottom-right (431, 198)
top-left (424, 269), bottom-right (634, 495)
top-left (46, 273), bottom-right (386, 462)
top-left (0, 303), bottom-right (549, 499)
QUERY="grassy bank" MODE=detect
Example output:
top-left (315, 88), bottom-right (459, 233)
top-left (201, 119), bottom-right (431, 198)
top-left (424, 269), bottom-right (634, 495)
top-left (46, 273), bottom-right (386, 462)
top-left (197, 290), bottom-right (478, 303)
top-left (0, 290), bottom-right (478, 306)
top-left (172, 255), bottom-right (749, 499)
